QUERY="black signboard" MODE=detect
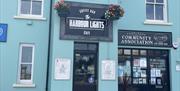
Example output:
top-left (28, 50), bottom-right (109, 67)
top-left (118, 30), bottom-right (172, 47)
top-left (60, 2), bottom-right (113, 42)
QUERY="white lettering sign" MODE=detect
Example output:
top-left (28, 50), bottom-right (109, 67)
top-left (69, 19), bottom-right (105, 30)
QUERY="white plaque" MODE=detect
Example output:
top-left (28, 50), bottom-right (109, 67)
top-left (101, 60), bottom-right (115, 80)
top-left (54, 58), bottom-right (71, 80)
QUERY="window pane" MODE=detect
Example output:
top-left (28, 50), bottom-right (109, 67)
top-left (132, 50), bottom-right (139, 55)
top-left (21, 46), bottom-right (33, 63)
top-left (21, 0), bottom-right (31, 14)
top-left (146, 4), bottom-right (154, 20)
top-left (146, 0), bottom-right (154, 3)
top-left (118, 49), bottom-right (123, 55)
top-left (118, 60), bottom-right (131, 84)
top-left (124, 49), bottom-right (131, 55)
top-left (20, 64), bottom-right (32, 80)
top-left (32, 1), bottom-right (42, 15)
top-left (156, 0), bottom-right (164, 3)
top-left (155, 5), bottom-right (164, 20)
top-left (140, 50), bottom-right (147, 56)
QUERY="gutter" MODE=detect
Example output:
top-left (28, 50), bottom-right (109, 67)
top-left (45, 0), bottom-right (53, 90)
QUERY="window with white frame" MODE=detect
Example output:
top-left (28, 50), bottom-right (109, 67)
top-left (18, 44), bottom-right (35, 84)
top-left (146, 0), bottom-right (167, 21)
top-left (19, 0), bottom-right (43, 16)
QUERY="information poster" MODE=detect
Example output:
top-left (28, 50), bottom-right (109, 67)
top-left (102, 60), bottom-right (115, 80)
top-left (140, 58), bottom-right (147, 68)
top-left (54, 58), bottom-right (71, 80)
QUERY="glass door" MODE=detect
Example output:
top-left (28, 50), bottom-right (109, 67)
top-left (73, 42), bottom-right (98, 91)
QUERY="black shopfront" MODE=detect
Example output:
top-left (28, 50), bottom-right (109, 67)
top-left (118, 30), bottom-right (172, 91)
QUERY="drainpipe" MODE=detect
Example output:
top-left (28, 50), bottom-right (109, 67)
top-left (46, 0), bottom-right (52, 90)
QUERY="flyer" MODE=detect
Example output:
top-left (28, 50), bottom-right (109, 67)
top-left (54, 58), bottom-right (71, 80)
top-left (151, 68), bottom-right (156, 77)
top-left (151, 78), bottom-right (156, 85)
top-left (141, 70), bottom-right (146, 77)
top-left (134, 59), bottom-right (140, 67)
top-left (140, 58), bottom-right (147, 68)
top-left (156, 69), bottom-right (161, 77)
top-left (102, 60), bottom-right (115, 80)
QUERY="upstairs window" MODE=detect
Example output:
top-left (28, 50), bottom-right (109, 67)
top-left (19, 0), bottom-right (43, 16)
top-left (18, 44), bottom-right (35, 84)
top-left (146, 0), bottom-right (167, 21)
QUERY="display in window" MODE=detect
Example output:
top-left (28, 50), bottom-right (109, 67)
top-left (151, 68), bottom-right (156, 77)
top-left (133, 78), bottom-right (138, 84)
top-left (141, 70), bottom-right (147, 77)
top-left (139, 78), bottom-right (143, 84)
top-left (140, 50), bottom-right (147, 56)
top-left (155, 69), bottom-right (161, 77)
top-left (118, 66), bottom-right (124, 77)
top-left (151, 78), bottom-right (156, 85)
top-left (140, 58), bottom-right (147, 68)
top-left (124, 61), bottom-right (131, 76)
top-left (133, 71), bottom-right (140, 77)
top-left (142, 78), bottom-right (147, 84)
top-left (133, 59), bottom-right (140, 67)
top-left (132, 50), bottom-right (139, 55)
top-left (157, 78), bottom-right (162, 85)
top-left (124, 49), bottom-right (131, 55)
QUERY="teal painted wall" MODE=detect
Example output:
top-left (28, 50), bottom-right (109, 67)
top-left (49, 0), bottom-right (180, 91)
top-left (0, 0), bottom-right (180, 91)
top-left (0, 0), bottom-right (50, 91)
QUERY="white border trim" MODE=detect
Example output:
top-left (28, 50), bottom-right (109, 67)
top-left (13, 83), bottom-right (36, 88)
top-left (17, 43), bottom-right (35, 84)
top-left (17, 0), bottom-right (44, 18)
top-left (14, 16), bottom-right (46, 20)
top-left (145, 0), bottom-right (168, 22)
top-left (144, 20), bottom-right (173, 26)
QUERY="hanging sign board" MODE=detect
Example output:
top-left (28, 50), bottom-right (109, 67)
top-left (101, 60), bottom-right (115, 80)
top-left (0, 23), bottom-right (8, 42)
top-left (118, 30), bottom-right (172, 47)
top-left (54, 58), bottom-right (71, 80)
top-left (60, 2), bottom-right (113, 42)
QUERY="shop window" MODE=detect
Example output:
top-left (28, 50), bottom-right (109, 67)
top-left (118, 49), bottom-right (170, 91)
top-left (19, 0), bottom-right (43, 17)
top-left (146, 0), bottom-right (167, 22)
top-left (18, 44), bottom-right (35, 84)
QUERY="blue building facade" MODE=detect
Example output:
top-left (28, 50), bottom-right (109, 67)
top-left (0, 0), bottom-right (180, 91)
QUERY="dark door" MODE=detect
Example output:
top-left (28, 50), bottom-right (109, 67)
top-left (73, 42), bottom-right (98, 91)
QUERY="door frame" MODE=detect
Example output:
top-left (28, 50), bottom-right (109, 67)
top-left (73, 42), bottom-right (99, 91)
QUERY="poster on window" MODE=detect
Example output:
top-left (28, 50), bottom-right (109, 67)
top-left (133, 59), bottom-right (140, 67)
top-left (101, 60), bottom-right (115, 80)
top-left (151, 68), bottom-right (156, 77)
top-left (140, 58), bottom-right (147, 68)
top-left (54, 58), bottom-right (71, 80)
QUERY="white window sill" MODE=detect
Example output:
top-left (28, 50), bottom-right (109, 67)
top-left (144, 20), bottom-right (173, 26)
top-left (14, 16), bottom-right (46, 21)
top-left (13, 83), bottom-right (36, 88)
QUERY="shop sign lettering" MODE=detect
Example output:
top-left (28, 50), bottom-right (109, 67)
top-left (118, 30), bottom-right (172, 47)
top-left (60, 2), bottom-right (112, 42)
